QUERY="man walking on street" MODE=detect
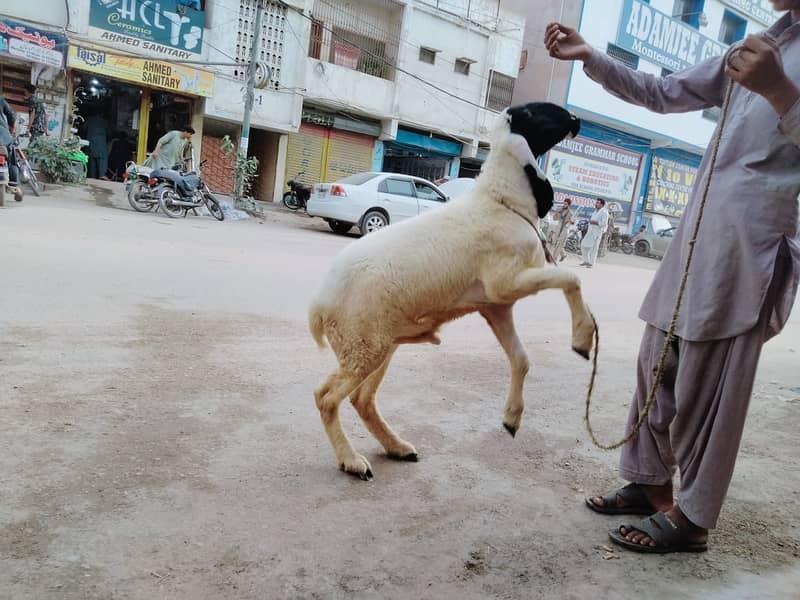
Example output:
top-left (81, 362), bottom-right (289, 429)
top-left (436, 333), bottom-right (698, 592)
top-left (552, 197), bottom-right (575, 262)
top-left (545, 0), bottom-right (800, 554)
top-left (580, 198), bottom-right (608, 268)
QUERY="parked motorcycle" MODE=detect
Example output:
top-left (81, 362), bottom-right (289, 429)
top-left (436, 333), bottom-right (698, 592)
top-left (282, 171), bottom-right (311, 211)
top-left (151, 161), bottom-right (224, 221)
top-left (124, 161), bottom-right (157, 212)
top-left (565, 229), bottom-right (582, 255)
top-left (607, 229), bottom-right (634, 254)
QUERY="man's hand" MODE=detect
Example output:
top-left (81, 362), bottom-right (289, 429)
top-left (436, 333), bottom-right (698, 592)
top-left (544, 23), bottom-right (593, 63)
top-left (726, 34), bottom-right (800, 116)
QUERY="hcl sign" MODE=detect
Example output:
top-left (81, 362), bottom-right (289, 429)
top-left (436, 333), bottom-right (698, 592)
top-left (616, 0), bottom-right (727, 72)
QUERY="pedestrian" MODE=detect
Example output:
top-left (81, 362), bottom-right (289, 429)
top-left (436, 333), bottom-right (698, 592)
top-left (147, 126), bottom-right (195, 171)
top-left (579, 198), bottom-right (608, 268)
top-left (23, 85), bottom-right (47, 140)
top-left (552, 197), bottom-right (575, 262)
top-left (0, 93), bottom-right (21, 195)
top-left (545, 0), bottom-right (799, 554)
top-left (84, 106), bottom-right (110, 180)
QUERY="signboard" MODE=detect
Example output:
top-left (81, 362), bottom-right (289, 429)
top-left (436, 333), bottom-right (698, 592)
top-left (644, 156), bottom-right (698, 218)
top-left (616, 0), bottom-right (727, 72)
top-left (88, 0), bottom-right (204, 60)
top-left (544, 136), bottom-right (644, 222)
top-left (0, 19), bottom-right (66, 68)
top-left (720, 0), bottom-right (781, 26)
top-left (68, 44), bottom-right (214, 97)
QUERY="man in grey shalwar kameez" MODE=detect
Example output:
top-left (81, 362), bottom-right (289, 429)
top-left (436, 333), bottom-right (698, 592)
top-left (545, 0), bottom-right (800, 554)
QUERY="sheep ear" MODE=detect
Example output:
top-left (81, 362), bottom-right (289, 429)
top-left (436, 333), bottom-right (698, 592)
top-left (524, 164), bottom-right (554, 218)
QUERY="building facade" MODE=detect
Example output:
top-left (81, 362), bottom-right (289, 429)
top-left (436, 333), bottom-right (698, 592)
top-left (552, 0), bottom-right (782, 232)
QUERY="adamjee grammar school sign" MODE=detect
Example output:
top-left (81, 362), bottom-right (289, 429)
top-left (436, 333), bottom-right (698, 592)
top-left (544, 136), bottom-right (644, 222)
top-left (88, 0), bottom-right (205, 61)
top-left (616, 0), bottom-right (727, 73)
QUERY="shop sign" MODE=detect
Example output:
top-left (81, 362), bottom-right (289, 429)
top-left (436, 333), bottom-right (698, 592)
top-left (644, 156), bottom-right (698, 218)
top-left (616, 0), bottom-right (727, 73)
top-left (302, 109), bottom-right (335, 128)
top-left (68, 44), bottom-right (214, 97)
top-left (544, 136), bottom-right (643, 221)
top-left (720, 0), bottom-right (781, 26)
top-left (0, 19), bottom-right (66, 68)
top-left (88, 0), bottom-right (204, 59)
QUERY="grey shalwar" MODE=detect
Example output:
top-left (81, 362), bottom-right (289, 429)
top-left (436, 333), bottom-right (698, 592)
top-left (583, 13), bottom-right (800, 529)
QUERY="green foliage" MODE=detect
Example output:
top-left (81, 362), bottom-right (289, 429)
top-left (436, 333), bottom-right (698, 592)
top-left (28, 136), bottom-right (85, 184)
top-left (221, 134), bottom-right (259, 204)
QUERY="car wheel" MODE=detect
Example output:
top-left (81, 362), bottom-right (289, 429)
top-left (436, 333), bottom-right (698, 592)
top-left (328, 219), bottom-right (353, 235)
top-left (361, 210), bottom-right (388, 235)
top-left (635, 240), bottom-right (650, 256)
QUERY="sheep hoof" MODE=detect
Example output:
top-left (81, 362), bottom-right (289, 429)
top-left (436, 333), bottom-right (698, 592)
top-left (572, 346), bottom-right (590, 361)
top-left (339, 455), bottom-right (373, 481)
top-left (389, 452), bottom-right (418, 462)
top-left (503, 423), bottom-right (517, 438)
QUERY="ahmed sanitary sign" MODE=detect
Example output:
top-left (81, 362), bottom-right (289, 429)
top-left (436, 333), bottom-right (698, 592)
top-left (89, 0), bottom-right (204, 60)
top-left (616, 0), bottom-right (727, 73)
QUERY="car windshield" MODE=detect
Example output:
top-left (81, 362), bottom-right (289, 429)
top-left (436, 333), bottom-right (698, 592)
top-left (336, 173), bottom-right (379, 185)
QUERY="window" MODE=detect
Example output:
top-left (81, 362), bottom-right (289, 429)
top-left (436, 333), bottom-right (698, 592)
top-left (455, 58), bottom-right (472, 75)
top-left (380, 178), bottom-right (415, 196)
top-left (485, 70), bottom-right (515, 111)
top-left (702, 107), bottom-right (721, 122)
top-left (309, 19), bottom-right (323, 60)
top-left (661, 68), bottom-right (674, 78)
top-left (414, 182), bottom-right (445, 202)
top-left (673, 0), bottom-right (704, 28)
top-left (606, 44), bottom-right (639, 70)
top-left (719, 9), bottom-right (747, 44)
top-left (419, 47), bottom-right (437, 65)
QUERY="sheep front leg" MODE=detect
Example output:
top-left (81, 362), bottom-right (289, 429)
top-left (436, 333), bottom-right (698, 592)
top-left (486, 267), bottom-right (595, 359)
top-left (480, 304), bottom-right (529, 437)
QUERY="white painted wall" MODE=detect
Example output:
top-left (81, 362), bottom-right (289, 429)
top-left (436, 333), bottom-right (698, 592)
top-left (3, 0), bottom-right (68, 29)
top-left (568, 0), bottom-right (769, 151)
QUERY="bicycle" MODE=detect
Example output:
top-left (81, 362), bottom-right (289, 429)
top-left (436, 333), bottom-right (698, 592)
top-left (14, 135), bottom-right (43, 196)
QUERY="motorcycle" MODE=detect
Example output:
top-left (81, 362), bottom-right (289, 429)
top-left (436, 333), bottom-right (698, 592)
top-left (565, 229), bottom-right (582, 255)
top-left (0, 145), bottom-right (23, 206)
top-left (607, 229), bottom-right (634, 255)
top-left (151, 160), bottom-right (225, 221)
top-left (124, 161), bottom-right (157, 212)
top-left (282, 171), bottom-right (311, 211)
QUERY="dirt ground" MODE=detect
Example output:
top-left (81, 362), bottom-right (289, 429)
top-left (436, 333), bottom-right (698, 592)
top-left (1, 183), bottom-right (798, 599)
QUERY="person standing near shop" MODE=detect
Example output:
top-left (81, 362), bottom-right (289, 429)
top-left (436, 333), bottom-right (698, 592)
top-left (580, 198), bottom-right (609, 267)
top-left (552, 197), bottom-right (575, 262)
top-left (85, 107), bottom-right (110, 180)
top-left (0, 93), bottom-right (21, 192)
top-left (23, 85), bottom-right (48, 140)
top-left (148, 126), bottom-right (195, 171)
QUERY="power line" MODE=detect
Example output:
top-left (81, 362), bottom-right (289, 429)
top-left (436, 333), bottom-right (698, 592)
top-left (284, 3), bottom-right (499, 114)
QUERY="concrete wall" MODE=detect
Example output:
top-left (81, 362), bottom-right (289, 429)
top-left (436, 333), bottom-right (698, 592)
top-left (4, 0), bottom-right (69, 29)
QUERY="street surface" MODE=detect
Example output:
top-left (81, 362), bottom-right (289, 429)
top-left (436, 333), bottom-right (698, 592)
top-left (1, 183), bottom-right (799, 599)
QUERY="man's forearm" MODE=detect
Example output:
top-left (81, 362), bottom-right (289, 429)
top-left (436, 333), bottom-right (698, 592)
top-left (763, 77), bottom-right (800, 117)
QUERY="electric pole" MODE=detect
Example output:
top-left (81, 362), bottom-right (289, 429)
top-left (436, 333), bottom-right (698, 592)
top-left (237, 0), bottom-right (263, 202)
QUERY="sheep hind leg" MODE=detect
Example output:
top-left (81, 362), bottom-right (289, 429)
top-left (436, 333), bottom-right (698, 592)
top-left (350, 347), bottom-right (418, 462)
top-left (315, 349), bottom-right (389, 480)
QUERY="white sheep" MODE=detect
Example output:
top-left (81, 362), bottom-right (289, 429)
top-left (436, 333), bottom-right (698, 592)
top-left (309, 103), bottom-right (596, 480)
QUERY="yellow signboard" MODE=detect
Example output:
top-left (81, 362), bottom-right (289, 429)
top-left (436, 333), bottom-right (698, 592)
top-left (68, 44), bottom-right (214, 98)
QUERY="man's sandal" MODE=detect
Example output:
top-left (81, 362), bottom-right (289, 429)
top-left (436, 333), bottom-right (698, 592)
top-left (608, 512), bottom-right (708, 554)
top-left (584, 483), bottom-right (657, 516)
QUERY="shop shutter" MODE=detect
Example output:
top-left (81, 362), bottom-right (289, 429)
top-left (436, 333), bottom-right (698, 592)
top-left (325, 129), bottom-right (374, 182)
top-left (0, 62), bottom-right (31, 119)
top-left (284, 123), bottom-right (327, 186)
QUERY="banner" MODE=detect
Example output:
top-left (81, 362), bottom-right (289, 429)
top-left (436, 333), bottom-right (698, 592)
top-left (616, 0), bottom-right (727, 72)
top-left (544, 136), bottom-right (643, 222)
top-left (0, 19), bottom-right (66, 68)
top-left (644, 156), bottom-right (698, 218)
top-left (68, 44), bottom-right (214, 97)
top-left (720, 0), bottom-right (781, 26)
top-left (88, 0), bottom-right (204, 59)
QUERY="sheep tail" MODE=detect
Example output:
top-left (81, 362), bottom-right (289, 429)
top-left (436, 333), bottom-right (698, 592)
top-left (308, 302), bottom-right (328, 350)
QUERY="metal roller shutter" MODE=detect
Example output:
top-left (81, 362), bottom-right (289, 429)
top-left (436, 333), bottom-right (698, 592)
top-left (284, 123), bottom-right (327, 186)
top-left (325, 129), bottom-right (374, 182)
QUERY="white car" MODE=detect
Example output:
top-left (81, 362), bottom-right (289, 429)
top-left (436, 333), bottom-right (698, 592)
top-left (307, 172), bottom-right (450, 235)
top-left (436, 177), bottom-right (476, 200)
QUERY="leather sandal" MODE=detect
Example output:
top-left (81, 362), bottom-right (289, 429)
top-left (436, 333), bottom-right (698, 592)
top-left (608, 512), bottom-right (708, 554)
top-left (585, 483), bottom-right (657, 516)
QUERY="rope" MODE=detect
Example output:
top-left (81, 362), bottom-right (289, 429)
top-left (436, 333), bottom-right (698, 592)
top-left (584, 78), bottom-right (736, 450)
